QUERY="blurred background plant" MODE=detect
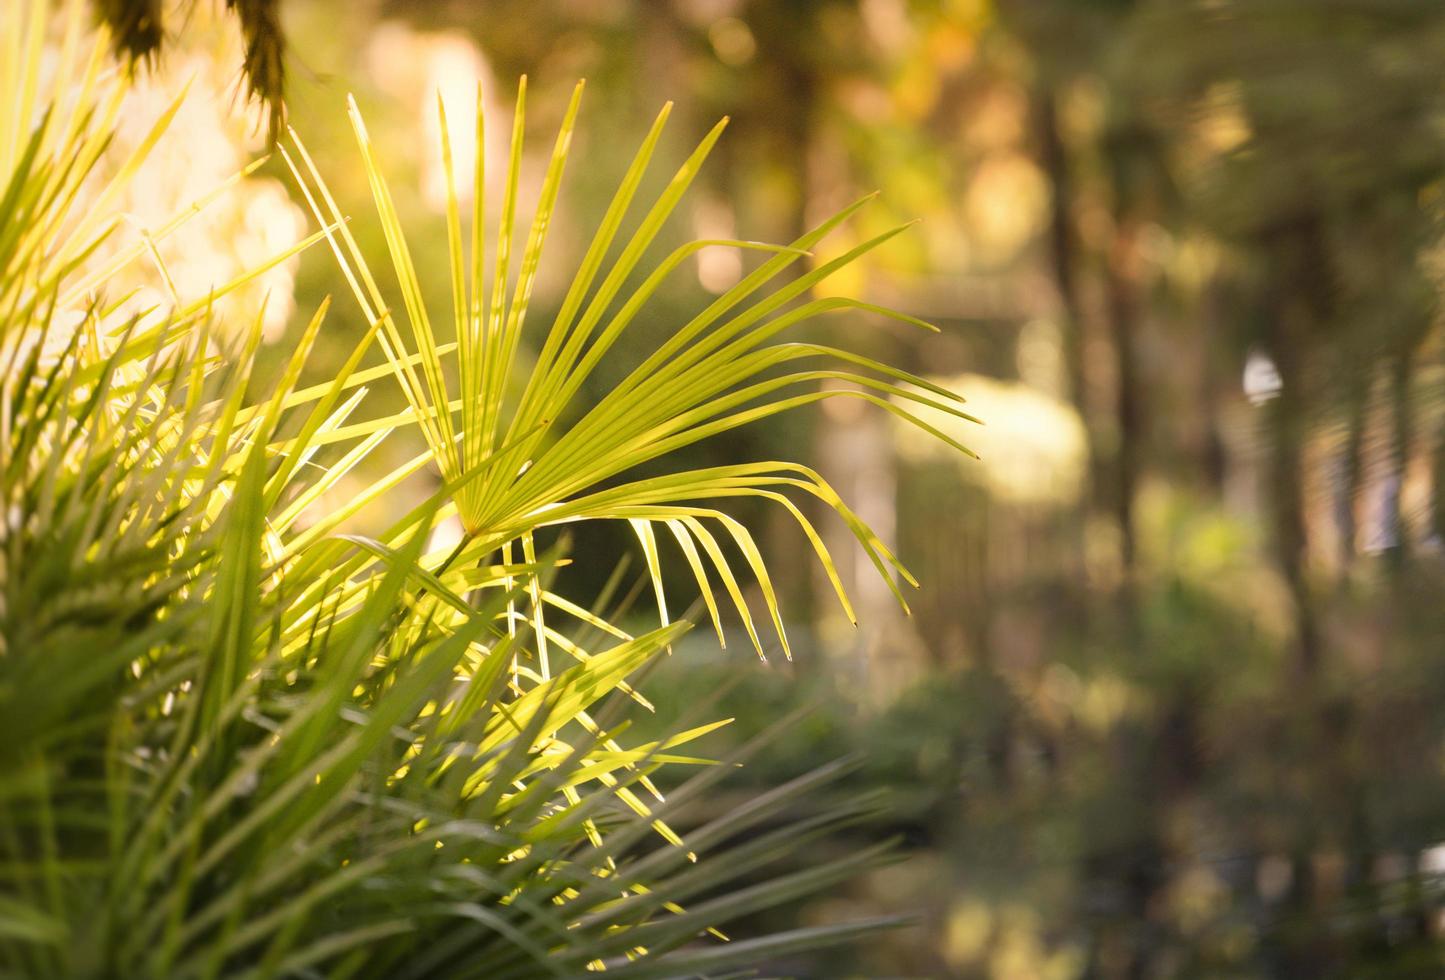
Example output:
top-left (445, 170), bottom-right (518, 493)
top-left (30, 0), bottom-right (1445, 976)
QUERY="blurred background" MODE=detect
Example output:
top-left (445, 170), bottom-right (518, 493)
top-left (141, 0), bottom-right (1445, 975)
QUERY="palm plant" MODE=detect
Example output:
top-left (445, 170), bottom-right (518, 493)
top-left (0, 2), bottom-right (972, 976)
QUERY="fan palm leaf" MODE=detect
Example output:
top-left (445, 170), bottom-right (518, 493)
top-left (285, 77), bottom-right (976, 661)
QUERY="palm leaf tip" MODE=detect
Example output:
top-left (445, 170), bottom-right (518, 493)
top-left (91, 0), bottom-right (287, 138)
top-left (229, 0), bottom-right (287, 138)
top-left (95, 0), bottom-right (163, 60)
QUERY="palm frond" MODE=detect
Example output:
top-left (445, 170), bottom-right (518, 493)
top-left (290, 80), bottom-right (976, 660)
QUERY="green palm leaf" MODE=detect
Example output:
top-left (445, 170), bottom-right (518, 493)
top-left (290, 79), bottom-right (975, 660)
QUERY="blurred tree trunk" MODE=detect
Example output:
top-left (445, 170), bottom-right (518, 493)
top-left (1373, 201), bottom-right (1432, 576)
top-left (1196, 279), bottom-right (1230, 496)
top-left (1091, 95), bottom-right (1174, 980)
top-left (1035, 86), bottom-right (1089, 422)
top-left (1105, 216), bottom-right (1142, 619)
top-left (1262, 218), bottom-right (1326, 676)
top-left (1102, 124), bottom-right (1151, 627)
top-left (1435, 412), bottom-right (1445, 543)
top-left (1383, 334), bottom-right (1424, 575)
top-left (1262, 216), bottom-right (1339, 977)
top-left (1339, 377), bottom-right (1368, 577)
top-left (742, 2), bottom-right (919, 692)
top-left (737, 2), bottom-right (823, 661)
top-left (1033, 83), bottom-right (1104, 605)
